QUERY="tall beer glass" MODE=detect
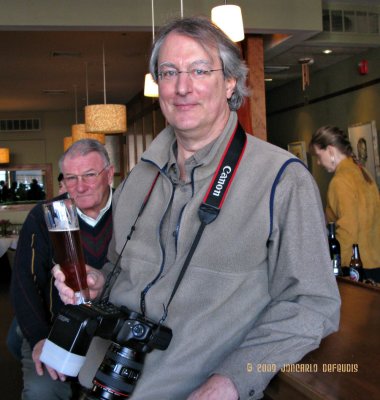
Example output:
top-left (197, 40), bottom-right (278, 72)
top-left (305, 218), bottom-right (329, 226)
top-left (43, 198), bottom-right (89, 304)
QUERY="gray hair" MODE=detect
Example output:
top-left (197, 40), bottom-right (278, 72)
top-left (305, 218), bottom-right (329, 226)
top-left (59, 139), bottom-right (110, 172)
top-left (149, 16), bottom-right (249, 111)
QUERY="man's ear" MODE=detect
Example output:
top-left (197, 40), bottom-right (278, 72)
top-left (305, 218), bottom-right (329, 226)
top-left (107, 165), bottom-right (115, 184)
top-left (225, 77), bottom-right (237, 100)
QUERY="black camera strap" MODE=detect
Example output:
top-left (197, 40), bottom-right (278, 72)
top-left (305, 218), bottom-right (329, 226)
top-left (159, 122), bottom-right (247, 323)
top-left (99, 172), bottom-right (160, 303)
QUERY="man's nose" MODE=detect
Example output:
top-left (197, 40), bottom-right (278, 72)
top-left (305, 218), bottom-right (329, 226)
top-left (175, 72), bottom-right (192, 95)
top-left (75, 176), bottom-right (88, 191)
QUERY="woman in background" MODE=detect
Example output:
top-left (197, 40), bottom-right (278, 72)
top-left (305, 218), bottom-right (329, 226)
top-left (310, 125), bottom-right (380, 281)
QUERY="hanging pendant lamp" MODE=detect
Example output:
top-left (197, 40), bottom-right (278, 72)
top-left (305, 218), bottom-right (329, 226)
top-left (85, 44), bottom-right (127, 133)
top-left (68, 83), bottom-right (106, 148)
top-left (144, 0), bottom-right (159, 97)
top-left (144, 73), bottom-right (159, 97)
top-left (63, 137), bottom-right (73, 152)
top-left (211, 2), bottom-right (245, 42)
top-left (72, 123), bottom-right (106, 144)
top-left (0, 148), bottom-right (10, 163)
top-left (85, 103), bottom-right (126, 134)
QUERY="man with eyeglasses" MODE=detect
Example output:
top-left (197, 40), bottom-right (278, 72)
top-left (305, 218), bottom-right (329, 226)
top-left (11, 139), bottom-right (114, 400)
top-left (54, 17), bottom-right (340, 400)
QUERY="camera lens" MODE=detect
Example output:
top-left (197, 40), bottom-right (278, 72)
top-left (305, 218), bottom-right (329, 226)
top-left (90, 343), bottom-right (146, 399)
top-left (132, 324), bottom-right (145, 338)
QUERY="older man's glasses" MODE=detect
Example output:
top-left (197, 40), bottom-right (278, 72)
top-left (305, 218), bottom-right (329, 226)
top-left (63, 165), bottom-right (109, 188)
top-left (158, 68), bottom-right (223, 81)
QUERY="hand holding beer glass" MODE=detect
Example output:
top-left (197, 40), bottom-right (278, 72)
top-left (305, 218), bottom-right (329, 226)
top-left (43, 198), bottom-right (89, 305)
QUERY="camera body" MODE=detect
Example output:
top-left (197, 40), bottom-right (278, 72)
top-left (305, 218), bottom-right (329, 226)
top-left (40, 301), bottom-right (172, 398)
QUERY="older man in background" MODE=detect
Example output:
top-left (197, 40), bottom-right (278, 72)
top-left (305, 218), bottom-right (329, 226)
top-left (11, 139), bottom-right (114, 400)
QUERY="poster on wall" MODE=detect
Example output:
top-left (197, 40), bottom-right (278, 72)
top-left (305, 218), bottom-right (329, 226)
top-left (348, 120), bottom-right (380, 188)
top-left (287, 141), bottom-right (308, 167)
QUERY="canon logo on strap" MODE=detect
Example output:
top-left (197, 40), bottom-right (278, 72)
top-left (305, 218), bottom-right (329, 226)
top-left (212, 166), bottom-right (232, 197)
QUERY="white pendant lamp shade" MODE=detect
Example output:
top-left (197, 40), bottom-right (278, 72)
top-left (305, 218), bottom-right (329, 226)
top-left (144, 73), bottom-right (159, 97)
top-left (71, 123), bottom-right (106, 144)
top-left (0, 148), bottom-right (10, 163)
top-left (211, 4), bottom-right (245, 42)
top-left (144, 0), bottom-right (159, 98)
top-left (85, 104), bottom-right (127, 134)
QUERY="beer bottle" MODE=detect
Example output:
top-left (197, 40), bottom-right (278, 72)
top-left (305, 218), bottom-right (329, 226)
top-left (349, 244), bottom-right (364, 282)
top-left (327, 222), bottom-right (342, 276)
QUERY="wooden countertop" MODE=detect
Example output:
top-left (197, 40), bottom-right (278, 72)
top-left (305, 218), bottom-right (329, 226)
top-left (264, 278), bottom-right (380, 400)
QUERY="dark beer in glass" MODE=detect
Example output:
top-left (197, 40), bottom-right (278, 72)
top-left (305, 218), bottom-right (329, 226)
top-left (43, 198), bottom-right (89, 304)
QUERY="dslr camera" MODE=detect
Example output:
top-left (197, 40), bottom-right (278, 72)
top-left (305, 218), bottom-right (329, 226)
top-left (40, 301), bottom-right (172, 399)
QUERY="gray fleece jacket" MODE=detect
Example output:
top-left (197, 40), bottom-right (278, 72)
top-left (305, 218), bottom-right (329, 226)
top-left (79, 112), bottom-right (340, 400)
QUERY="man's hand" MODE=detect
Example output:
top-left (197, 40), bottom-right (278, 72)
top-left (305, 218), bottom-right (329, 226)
top-left (32, 339), bottom-right (66, 381)
top-left (52, 264), bottom-right (105, 304)
top-left (187, 374), bottom-right (239, 400)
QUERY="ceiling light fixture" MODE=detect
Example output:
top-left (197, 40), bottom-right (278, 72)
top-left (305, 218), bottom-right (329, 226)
top-left (70, 83), bottom-right (106, 149)
top-left (72, 123), bottom-right (106, 144)
top-left (63, 137), bottom-right (73, 152)
top-left (323, 49), bottom-right (333, 54)
top-left (211, 1), bottom-right (245, 42)
top-left (144, 0), bottom-right (159, 97)
top-left (0, 148), bottom-right (10, 163)
top-left (85, 43), bottom-right (127, 134)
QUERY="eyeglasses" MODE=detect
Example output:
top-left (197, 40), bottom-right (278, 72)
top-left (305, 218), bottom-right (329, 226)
top-left (63, 165), bottom-right (109, 188)
top-left (158, 68), bottom-right (223, 81)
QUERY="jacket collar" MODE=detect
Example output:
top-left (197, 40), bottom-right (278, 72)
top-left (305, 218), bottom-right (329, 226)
top-left (141, 111), bottom-right (239, 178)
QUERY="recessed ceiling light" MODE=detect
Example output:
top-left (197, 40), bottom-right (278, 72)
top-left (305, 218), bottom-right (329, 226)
top-left (323, 49), bottom-right (332, 54)
top-left (264, 78), bottom-right (273, 82)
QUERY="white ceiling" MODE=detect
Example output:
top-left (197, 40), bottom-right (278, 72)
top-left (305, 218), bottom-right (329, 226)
top-left (0, 0), bottom-right (379, 114)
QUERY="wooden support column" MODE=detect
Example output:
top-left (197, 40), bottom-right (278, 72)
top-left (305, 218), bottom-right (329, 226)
top-left (238, 35), bottom-right (267, 141)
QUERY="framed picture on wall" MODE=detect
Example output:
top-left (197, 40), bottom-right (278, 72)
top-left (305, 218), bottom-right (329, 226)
top-left (287, 141), bottom-right (308, 167)
top-left (348, 120), bottom-right (380, 188)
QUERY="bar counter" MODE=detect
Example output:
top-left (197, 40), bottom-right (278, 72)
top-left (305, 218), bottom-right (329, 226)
top-left (264, 277), bottom-right (380, 400)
